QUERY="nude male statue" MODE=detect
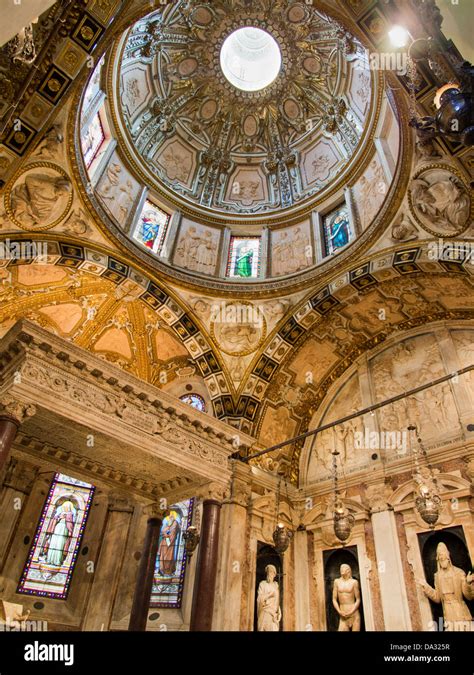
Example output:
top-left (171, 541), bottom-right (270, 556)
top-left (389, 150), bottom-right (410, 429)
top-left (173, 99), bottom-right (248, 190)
top-left (332, 563), bottom-right (361, 631)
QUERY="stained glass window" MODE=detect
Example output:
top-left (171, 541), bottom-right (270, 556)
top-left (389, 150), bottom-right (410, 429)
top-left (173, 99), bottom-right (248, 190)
top-left (226, 236), bottom-right (261, 278)
top-left (150, 499), bottom-right (194, 608)
top-left (180, 394), bottom-right (206, 412)
top-left (132, 200), bottom-right (171, 255)
top-left (81, 113), bottom-right (105, 169)
top-left (18, 473), bottom-right (94, 600)
top-left (323, 203), bottom-right (352, 257)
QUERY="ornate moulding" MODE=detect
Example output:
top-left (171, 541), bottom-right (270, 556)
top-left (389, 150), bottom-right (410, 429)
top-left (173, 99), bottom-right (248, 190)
top-left (0, 320), bottom-right (257, 485)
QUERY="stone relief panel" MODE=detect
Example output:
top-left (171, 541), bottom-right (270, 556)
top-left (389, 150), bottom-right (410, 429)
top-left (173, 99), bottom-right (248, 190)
top-left (370, 334), bottom-right (460, 443)
top-left (225, 166), bottom-right (268, 207)
top-left (307, 373), bottom-right (365, 483)
top-left (352, 153), bottom-right (388, 230)
top-left (450, 329), bottom-right (474, 403)
top-left (408, 166), bottom-right (471, 237)
top-left (95, 151), bottom-right (142, 229)
top-left (347, 57), bottom-right (371, 122)
top-left (172, 219), bottom-right (220, 276)
top-left (271, 221), bottom-right (312, 277)
top-left (153, 138), bottom-right (196, 189)
top-left (301, 138), bottom-right (342, 190)
top-left (121, 64), bottom-right (152, 121)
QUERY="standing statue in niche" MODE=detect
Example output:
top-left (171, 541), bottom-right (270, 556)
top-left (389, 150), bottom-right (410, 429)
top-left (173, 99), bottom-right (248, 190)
top-left (417, 542), bottom-right (474, 630)
top-left (257, 564), bottom-right (281, 631)
top-left (332, 564), bottom-right (361, 631)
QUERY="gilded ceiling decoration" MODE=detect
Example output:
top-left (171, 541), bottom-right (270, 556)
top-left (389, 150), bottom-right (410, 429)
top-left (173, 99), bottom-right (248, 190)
top-left (110, 0), bottom-right (376, 219)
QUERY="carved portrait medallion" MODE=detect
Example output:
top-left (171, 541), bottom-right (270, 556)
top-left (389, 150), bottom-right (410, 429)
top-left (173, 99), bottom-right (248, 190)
top-left (408, 165), bottom-right (471, 237)
top-left (4, 162), bottom-right (73, 231)
top-left (210, 301), bottom-right (267, 356)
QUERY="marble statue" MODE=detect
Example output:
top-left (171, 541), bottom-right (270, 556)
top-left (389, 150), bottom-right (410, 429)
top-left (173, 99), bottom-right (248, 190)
top-left (417, 542), bottom-right (474, 630)
top-left (257, 564), bottom-right (281, 631)
top-left (332, 563), bottom-right (361, 631)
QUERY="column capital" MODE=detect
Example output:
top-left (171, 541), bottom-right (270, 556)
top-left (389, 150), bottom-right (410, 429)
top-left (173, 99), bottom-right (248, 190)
top-left (143, 502), bottom-right (167, 520)
top-left (226, 463), bottom-right (252, 508)
top-left (363, 480), bottom-right (393, 514)
top-left (108, 492), bottom-right (134, 513)
top-left (196, 481), bottom-right (228, 504)
top-left (0, 395), bottom-right (36, 425)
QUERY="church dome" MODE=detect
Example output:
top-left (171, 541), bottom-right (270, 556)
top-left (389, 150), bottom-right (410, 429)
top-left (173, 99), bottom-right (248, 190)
top-left (76, 1), bottom-right (402, 288)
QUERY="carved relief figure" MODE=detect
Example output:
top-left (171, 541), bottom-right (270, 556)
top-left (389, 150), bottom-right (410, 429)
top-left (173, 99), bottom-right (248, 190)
top-left (175, 225), bottom-right (218, 274)
top-left (10, 172), bottom-right (71, 229)
top-left (356, 158), bottom-right (387, 228)
top-left (410, 172), bottom-right (470, 235)
top-left (257, 564), bottom-right (281, 631)
top-left (272, 225), bottom-right (311, 276)
top-left (125, 77), bottom-right (141, 108)
top-left (417, 542), bottom-right (474, 630)
top-left (96, 157), bottom-right (139, 227)
top-left (332, 564), bottom-right (361, 631)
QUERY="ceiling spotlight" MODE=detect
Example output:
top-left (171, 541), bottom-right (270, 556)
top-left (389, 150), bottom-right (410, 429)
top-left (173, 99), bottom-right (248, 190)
top-left (388, 25), bottom-right (410, 48)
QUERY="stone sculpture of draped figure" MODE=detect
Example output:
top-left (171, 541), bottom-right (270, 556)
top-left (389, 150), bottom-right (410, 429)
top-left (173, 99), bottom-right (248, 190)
top-left (257, 564), bottom-right (281, 631)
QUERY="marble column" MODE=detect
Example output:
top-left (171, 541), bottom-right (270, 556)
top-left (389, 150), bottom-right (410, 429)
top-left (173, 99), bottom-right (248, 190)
top-left (128, 508), bottom-right (163, 632)
top-left (190, 484), bottom-right (225, 631)
top-left (83, 493), bottom-right (134, 631)
top-left (371, 507), bottom-right (412, 630)
top-left (0, 458), bottom-right (37, 573)
top-left (214, 464), bottom-right (250, 631)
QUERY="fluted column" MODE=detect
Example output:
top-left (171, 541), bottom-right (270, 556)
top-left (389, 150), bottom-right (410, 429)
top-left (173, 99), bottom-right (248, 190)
top-left (128, 506), bottom-right (163, 632)
top-left (190, 483), bottom-right (226, 632)
top-left (0, 396), bottom-right (36, 473)
top-left (83, 493), bottom-right (134, 631)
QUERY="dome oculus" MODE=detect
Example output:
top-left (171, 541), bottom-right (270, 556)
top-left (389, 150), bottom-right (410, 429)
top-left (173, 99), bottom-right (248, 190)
top-left (220, 27), bottom-right (282, 92)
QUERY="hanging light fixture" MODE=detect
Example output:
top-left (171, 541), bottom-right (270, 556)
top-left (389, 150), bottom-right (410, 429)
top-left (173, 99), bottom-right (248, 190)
top-left (408, 425), bottom-right (442, 528)
top-left (272, 478), bottom-right (293, 554)
top-left (406, 36), bottom-right (474, 148)
top-left (331, 443), bottom-right (354, 543)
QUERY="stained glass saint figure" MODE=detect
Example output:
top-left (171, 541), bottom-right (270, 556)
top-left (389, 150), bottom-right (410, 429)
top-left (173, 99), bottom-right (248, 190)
top-left (234, 242), bottom-right (253, 277)
top-left (40, 499), bottom-right (76, 567)
top-left (324, 206), bottom-right (351, 255)
top-left (158, 510), bottom-right (181, 576)
top-left (141, 213), bottom-right (161, 249)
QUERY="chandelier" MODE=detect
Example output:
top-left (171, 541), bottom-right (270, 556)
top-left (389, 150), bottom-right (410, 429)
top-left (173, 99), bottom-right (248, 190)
top-left (331, 443), bottom-right (354, 543)
top-left (408, 425), bottom-right (442, 528)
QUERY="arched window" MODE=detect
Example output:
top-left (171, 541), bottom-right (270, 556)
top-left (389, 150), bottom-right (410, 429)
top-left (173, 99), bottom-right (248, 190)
top-left (17, 473), bottom-right (94, 599)
top-left (179, 393), bottom-right (206, 412)
top-left (150, 499), bottom-right (194, 608)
